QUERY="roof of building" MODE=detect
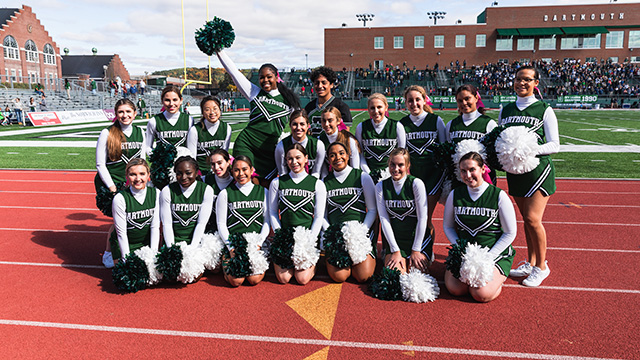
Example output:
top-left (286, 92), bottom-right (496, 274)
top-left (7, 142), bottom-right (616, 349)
top-left (0, 8), bottom-right (19, 29)
top-left (61, 55), bottom-right (113, 78)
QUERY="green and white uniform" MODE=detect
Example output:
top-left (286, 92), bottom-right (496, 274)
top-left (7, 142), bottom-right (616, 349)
top-left (153, 112), bottom-right (191, 147)
top-left (276, 135), bottom-right (324, 177)
top-left (224, 182), bottom-right (267, 236)
top-left (160, 181), bottom-right (214, 245)
top-left (400, 112), bottom-right (445, 195)
top-left (356, 118), bottom-right (406, 183)
top-left (110, 187), bottom-right (159, 259)
top-left (187, 120), bottom-right (231, 175)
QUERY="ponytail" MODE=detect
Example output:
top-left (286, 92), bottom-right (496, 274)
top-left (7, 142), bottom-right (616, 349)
top-left (107, 121), bottom-right (125, 161)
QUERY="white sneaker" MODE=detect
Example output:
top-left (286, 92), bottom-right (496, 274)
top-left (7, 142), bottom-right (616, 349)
top-left (522, 261), bottom-right (550, 287)
top-left (102, 251), bottom-right (114, 268)
top-left (509, 261), bottom-right (532, 277)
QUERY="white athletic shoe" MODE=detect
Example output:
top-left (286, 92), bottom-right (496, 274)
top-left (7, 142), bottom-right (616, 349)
top-left (509, 261), bottom-right (532, 277)
top-left (102, 251), bottom-right (114, 269)
top-left (522, 261), bottom-right (550, 287)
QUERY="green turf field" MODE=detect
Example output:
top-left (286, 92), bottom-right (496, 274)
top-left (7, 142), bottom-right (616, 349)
top-left (0, 109), bottom-right (638, 178)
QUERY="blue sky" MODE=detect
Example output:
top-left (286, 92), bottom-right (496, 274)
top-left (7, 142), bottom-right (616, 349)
top-left (3, 0), bottom-right (630, 75)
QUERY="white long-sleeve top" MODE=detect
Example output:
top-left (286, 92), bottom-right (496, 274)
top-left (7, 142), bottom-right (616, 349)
top-left (355, 118), bottom-right (407, 174)
top-left (215, 181), bottom-right (270, 249)
top-left (322, 166), bottom-right (377, 230)
top-left (186, 120), bottom-right (232, 157)
top-left (408, 111), bottom-right (447, 143)
top-left (375, 175), bottom-right (427, 254)
top-left (498, 95), bottom-right (560, 156)
top-left (268, 170), bottom-right (327, 238)
top-left (160, 181), bottom-right (214, 247)
top-left (144, 110), bottom-right (194, 150)
top-left (319, 132), bottom-right (361, 179)
top-left (275, 136), bottom-right (326, 178)
top-left (112, 186), bottom-right (161, 259)
top-left (96, 123), bottom-right (147, 189)
top-left (217, 50), bottom-right (278, 102)
top-left (444, 110), bottom-right (498, 142)
top-left (443, 182), bottom-right (517, 259)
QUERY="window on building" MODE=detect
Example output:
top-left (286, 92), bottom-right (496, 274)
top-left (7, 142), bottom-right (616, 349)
top-left (18, 69), bottom-right (22, 83)
top-left (628, 31), bottom-right (640, 48)
top-left (560, 34), bottom-right (601, 50)
top-left (434, 35), bottom-right (444, 48)
top-left (43, 44), bottom-right (56, 65)
top-left (394, 36), bottom-right (404, 49)
top-left (25, 40), bottom-right (39, 63)
top-left (585, 57), bottom-right (597, 63)
top-left (608, 57), bottom-right (619, 63)
top-left (539, 36), bottom-right (556, 50)
top-left (517, 38), bottom-right (534, 51)
top-left (374, 37), bottom-right (384, 49)
top-left (476, 34), bottom-right (486, 47)
top-left (3, 36), bottom-right (19, 60)
top-left (630, 56), bottom-right (640, 63)
top-left (605, 31), bottom-right (624, 49)
top-left (455, 35), bottom-right (466, 48)
top-left (498, 58), bottom-right (509, 64)
top-left (10, 69), bottom-right (16, 82)
top-left (414, 36), bottom-right (424, 48)
top-left (496, 37), bottom-right (513, 51)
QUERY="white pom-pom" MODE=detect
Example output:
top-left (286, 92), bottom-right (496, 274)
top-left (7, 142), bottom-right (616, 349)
top-left (399, 268), bottom-right (440, 303)
top-left (459, 243), bottom-right (495, 288)
top-left (495, 126), bottom-right (540, 175)
top-left (278, 131), bottom-right (291, 143)
top-left (453, 140), bottom-right (487, 182)
top-left (244, 232), bottom-right (269, 275)
top-left (176, 241), bottom-right (206, 284)
top-left (133, 246), bottom-right (162, 285)
top-left (200, 232), bottom-right (225, 271)
top-left (169, 147), bottom-right (195, 183)
top-left (292, 226), bottom-right (320, 270)
top-left (377, 167), bottom-right (391, 182)
top-left (438, 179), bottom-right (452, 205)
top-left (341, 221), bottom-right (372, 265)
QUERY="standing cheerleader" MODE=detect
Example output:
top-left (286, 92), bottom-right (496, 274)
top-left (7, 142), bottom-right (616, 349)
top-left (95, 99), bottom-right (146, 268)
top-left (111, 158), bottom-right (160, 261)
top-left (145, 85), bottom-right (193, 150)
top-left (269, 144), bottom-right (326, 285)
top-left (216, 50), bottom-right (300, 186)
top-left (323, 142), bottom-right (377, 282)
top-left (215, 155), bottom-right (270, 287)
top-left (187, 96), bottom-right (232, 176)
top-left (443, 152), bottom-right (516, 302)
top-left (376, 148), bottom-right (431, 273)
top-left (274, 109), bottom-right (325, 178)
top-left (202, 149), bottom-right (234, 234)
top-left (319, 107), bottom-right (360, 178)
top-left (304, 66), bottom-right (352, 137)
top-left (400, 85), bottom-right (446, 244)
top-left (160, 156), bottom-right (214, 247)
top-left (355, 93), bottom-right (406, 183)
top-left (500, 66), bottom-right (559, 287)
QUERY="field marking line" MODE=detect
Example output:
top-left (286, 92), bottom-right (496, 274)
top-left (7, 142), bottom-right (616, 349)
top-left (0, 206), bottom-right (99, 211)
top-left (433, 242), bottom-right (640, 254)
top-left (431, 217), bottom-right (640, 227)
top-left (0, 228), bottom-right (108, 234)
top-left (501, 284), bottom-right (640, 295)
top-left (559, 135), bottom-right (604, 145)
top-left (0, 179), bottom-right (93, 184)
top-left (0, 261), bottom-right (103, 269)
top-left (0, 191), bottom-right (95, 195)
top-left (558, 118), bottom-right (638, 131)
top-left (0, 319), bottom-right (627, 360)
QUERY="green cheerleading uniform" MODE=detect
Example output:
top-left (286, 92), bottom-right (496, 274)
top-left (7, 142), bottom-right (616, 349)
top-left (278, 174), bottom-right (317, 229)
top-left (169, 181), bottom-right (207, 244)
top-left (203, 174), bottom-right (227, 233)
top-left (381, 175), bottom-right (433, 259)
top-left (154, 112), bottom-right (190, 147)
top-left (324, 168), bottom-right (376, 257)
top-left (281, 135), bottom-right (319, 174)
top-left (94, 125), bottom-right (144, 194)
top-left (194, 121), bottom-right (229, 175)
top-left (448, 113), bottom-right (497, 185)
top-left (360, 119), bottom-right (398, 183)
top-left (400, 113), bottom-right (444, 195)
top-left (225, 183), bottom-right (266, 235)
top-left (233, 90), bottom-right (291, 180)
top-left (500, 101), bottom-right (556, 197)
top-left (109, 187), bottom-right (157, 259)
top-left (452, 184), bottom-right (515, 276)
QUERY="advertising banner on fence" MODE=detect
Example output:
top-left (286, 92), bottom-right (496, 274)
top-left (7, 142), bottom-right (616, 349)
top-left (27, 112), bottom-right (61, 126)
top-left (557, 95), bottom-right (598, 103)
top-left (493, 95), bottom-right (517, 103)
top-left (27, 109), bottom-right (111, 127)
top-left (430, 96), bottom-right (457, 104)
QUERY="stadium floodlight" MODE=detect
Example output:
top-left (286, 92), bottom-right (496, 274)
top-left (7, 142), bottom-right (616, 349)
top-left (356, 14), bottom-right (375, 27)
top-left (491, 1), bottom-right (499, 6)
top-left (427, 11), bottom-right (446, 25)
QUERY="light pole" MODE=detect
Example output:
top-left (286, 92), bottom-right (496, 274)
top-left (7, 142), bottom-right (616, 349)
top-left (305, 54), bottom-right (308, 69)
top-left (427, 11), bottom-right (446, 25)
top-left (356, 14), bottom-right (375, 27)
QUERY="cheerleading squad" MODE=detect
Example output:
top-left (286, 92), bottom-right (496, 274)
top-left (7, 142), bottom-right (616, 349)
top-left (96, 64), bottom-right (558, 303)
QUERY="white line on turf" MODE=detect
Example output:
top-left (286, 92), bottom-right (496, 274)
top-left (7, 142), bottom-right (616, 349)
top-left (0, 261), bottom-right (103, 269)
top-left (432, 242), bottom-right (640, 254)
top-left (0, 206), bottom-right (99, 211)
top-left (0, 179), bottom-right (93, 183)
top-left (0, 191), bottom-right (95, 195)
top-left (0, 228), bottom-right (108, 234)
top-left (0, 319), bottom-right (627, 360)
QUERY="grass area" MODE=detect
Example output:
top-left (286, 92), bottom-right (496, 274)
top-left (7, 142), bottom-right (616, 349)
top-left (0, 147), bottom-right (94, 169)
top-left (550, 152), bottom-right (640, 178)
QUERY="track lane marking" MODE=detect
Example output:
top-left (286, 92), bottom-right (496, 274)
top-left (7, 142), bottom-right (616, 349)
top-left (0, 228), bottom-right (109, 234)
top-left (0, 206), bottom-right (99, 211)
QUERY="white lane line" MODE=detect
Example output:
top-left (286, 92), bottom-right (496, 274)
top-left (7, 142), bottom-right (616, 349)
top-left (0, 261), bottom-right (103, 269)
top-left (502, 284), bottom-right (640, 295)
top-left (555, 191), bottom-right (640, 195)
top-left (431, 218), bottom-right (640, 227)
top-left (0, 191), bottom-right (95, 195)
top-left (548, 204), bottom-right (640, 209)
top-left (433, 243), bottom-right (640, 254)
top-left (0, 319), bottom-right (624, 360)
top-left (559, 135), bottom-right (604, 145)
top-left (0, 228), bottom-right (108, 234)
top-left (0, 206), bottom-right (99, 211)
top-left (0, 179), bottom-right (93, 183)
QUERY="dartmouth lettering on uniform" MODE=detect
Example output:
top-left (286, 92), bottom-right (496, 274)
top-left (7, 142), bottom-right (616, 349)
top-left (127, 208), bottom-right (154, 220)
top-left (327, 187), bottom-right (360, 198)
top-left (501, 116), bottom-right (543, 128)
top-left (280, 188), bottom-right (314, 197)
top-left (386, 200), bottom-right (415, 208)
top-left (161, 130), bottom-right (188, 139)
top-left (362, 139), bottom-right (397, 147)
top-left (454, 206), bottom-right (499, 218)
top-left (171, 203), bottom-right (201, 212)
top-left (229, 200), bottom-right (263, 210)
top-left (449, 130), bottom-right (486, 141)
top-left (406, 131), bottom-right (437, 141)
top-left (255, 96), bottom-right (287, 109)
top-left (121, 142), bottom-right (143, 150)
top-left (199, 140), bottom-right (226, 148)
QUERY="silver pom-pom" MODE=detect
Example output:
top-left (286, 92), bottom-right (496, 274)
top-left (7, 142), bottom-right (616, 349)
top-left (438, 179), bottom-right (452, 205)
top-left (399, 268), bottom-right (440, 303)
top-left (133, 246), bottom-right (162, 285)
top-left (453, 140), bottom-right (487, 182)
top-left (292, 226), bottom-right (320, 270)
top-left (244, 232), bottom-right (269, 275)
top-left (200, 232), bottom-right (225, 271)
top-left (495, 126), bottom-right (540, 175)
top-left (341, 221), bottom-right (372, 265)
top-left (459, 243), bottom-right (495, 288)
top-left (169, 146), bottom-right (196, 183)
top-left (176, 241), bottom-right (206, 284)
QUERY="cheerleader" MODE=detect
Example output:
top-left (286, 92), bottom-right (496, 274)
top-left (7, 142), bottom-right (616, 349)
top-left (202, 149), bottom-right (234, 234)
top-left (323, 142), bottom-right (377, 282)
top-left (355, 93), bottom-right (406, 183)
top-left (215, 155), bottom-right (270, 286)
top-left (500, 66), bottom-right (559, 287)
top-left (269, 143), bottom-right (327, 284)
top-left (304, 66), bottom-right (352, 137)
top-left (443, 152), bottom-right (516, 302)
top-left (376, 148), bottom-right (431, 273)
top-left (111, 158), bottom-right (160, 261)
top-left (318, 107), bottom-right (360, 178)
top-left (274, 109), bottom-right (325, 178)
top-left (160, 156), bottom-right (214, 247)
top-left (95, 99), bottom-right (146, 268)
top-left (145, 85), bottom-right (194, 150)
top-left (187, 96), bottom-right (232, 176)
top-left (400, 85), bottom-right (446, 243)
top-left (216, 50), bottom-right (300, 187)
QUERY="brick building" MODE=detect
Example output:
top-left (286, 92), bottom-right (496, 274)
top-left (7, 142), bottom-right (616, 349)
top-left (325, 2), bottom-right (640, 70)
top-left (0, 5), bottom-right (62, 90)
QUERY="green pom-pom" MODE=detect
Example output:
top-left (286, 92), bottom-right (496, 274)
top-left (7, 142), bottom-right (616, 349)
top-left (112, 253), bottom-right (150, 293)
top-left (323, 223), bottom-right (353, 268)
top-left (369, 267), bottom-right (403, 301)
top-left (270, 227), bottom-right (295, 269)
top-left (432, 141), bottom-right (456, 172)
top-left (156, 244), bottom-right (183, 282)
top-left (445, 238), bottom-right (470, 279)
top-left (95, 182), bottom-right (125, 217)
top-left (222, 233), bottom-right (251, 278)
top-left (149, 142), bottom-right (177, 189)
top-left (195, 17), bottom-right (235, 56)
top-left (480, 125), bottom-right (505, 172)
